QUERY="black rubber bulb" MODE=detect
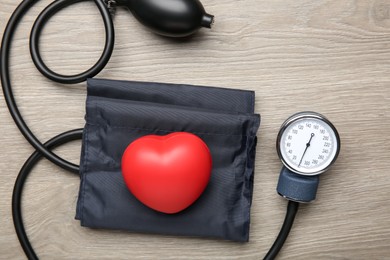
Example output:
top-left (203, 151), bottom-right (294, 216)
top-left (116, 0), bottom-right (214, 37)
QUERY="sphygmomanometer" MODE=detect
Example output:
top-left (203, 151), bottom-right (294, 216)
top-left (1, 0), bottom-right (340, 259)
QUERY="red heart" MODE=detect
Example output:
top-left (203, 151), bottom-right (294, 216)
top-left (121, 132), bottom-right (212, 214)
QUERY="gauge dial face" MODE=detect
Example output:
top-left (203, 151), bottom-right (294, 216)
top-left (277, 113), bottom-right (340, 175)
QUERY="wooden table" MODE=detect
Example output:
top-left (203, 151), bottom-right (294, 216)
top-left (1, 0), bottom-right (389, 259)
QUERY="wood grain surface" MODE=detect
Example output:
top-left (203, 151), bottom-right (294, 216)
top-left (1, 0), bottom-right (389, 259)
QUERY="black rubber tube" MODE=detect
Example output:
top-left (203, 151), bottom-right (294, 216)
top-left (12, 129), bottom-right (83, 260)
top-left (3, 1), bottom-right (299, 259)
top-left (264, 201), bottom-right (300, 260)
top-left (30, 0), bottom-right (115, 84)
top-left (0, 0), bottom-right (113, 173)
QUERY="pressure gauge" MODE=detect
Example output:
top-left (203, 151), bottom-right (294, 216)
top-left (276, 112), bottom-right (340, 176)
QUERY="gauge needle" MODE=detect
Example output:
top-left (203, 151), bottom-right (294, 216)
top-left (298, 133), bottom-right (315, 167)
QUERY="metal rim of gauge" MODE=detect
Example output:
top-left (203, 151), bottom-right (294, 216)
top-left (276, 111), bottom-right (341, 176)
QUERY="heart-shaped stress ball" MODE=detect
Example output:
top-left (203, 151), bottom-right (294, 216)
top-left (121, 132), bottom-right (212, 214)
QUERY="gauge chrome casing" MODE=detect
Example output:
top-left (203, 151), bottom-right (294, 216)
top-left (276, 112), bottom-right (340, 176)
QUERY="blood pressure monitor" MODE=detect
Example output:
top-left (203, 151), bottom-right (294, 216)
top-left (276, 112), bottom-right (340, 203)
